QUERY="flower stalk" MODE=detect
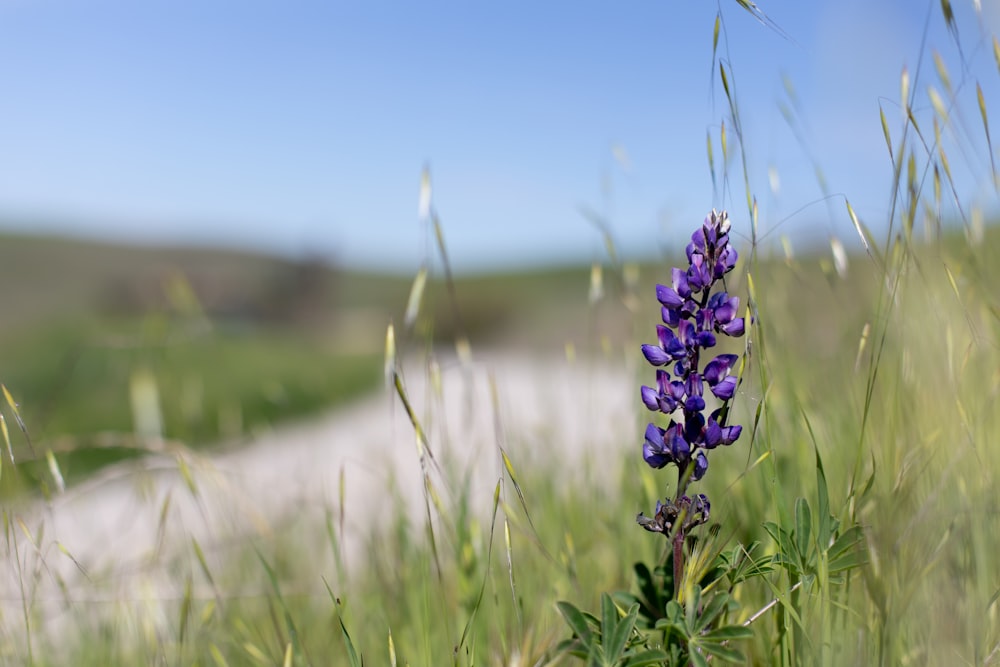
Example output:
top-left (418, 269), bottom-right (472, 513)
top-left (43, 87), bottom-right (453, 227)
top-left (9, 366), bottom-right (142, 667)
top-left (636, 210), bottom-right (745, 595)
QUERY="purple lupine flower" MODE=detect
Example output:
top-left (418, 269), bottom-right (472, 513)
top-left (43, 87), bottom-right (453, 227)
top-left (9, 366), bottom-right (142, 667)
top-left (637, 209), bottom-right (745, 539)
top-left (692, 452), bottom-right (708, 481)
top-left (641, 325), bottom-right (686, 366)
top-left (641, 369), bottom-right (684, 414)
top-left (642, 423), bottom-right (672, 468)
top-left (704, 354), bottom-right (738, 400)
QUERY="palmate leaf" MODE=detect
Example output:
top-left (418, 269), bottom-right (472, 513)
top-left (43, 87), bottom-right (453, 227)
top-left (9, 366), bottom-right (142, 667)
top-left (721, 541), bottom-right (775, 585)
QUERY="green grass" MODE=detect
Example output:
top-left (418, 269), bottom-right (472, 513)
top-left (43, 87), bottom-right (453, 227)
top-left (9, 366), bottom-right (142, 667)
top-left (0, 317), bottom-right (380, 493)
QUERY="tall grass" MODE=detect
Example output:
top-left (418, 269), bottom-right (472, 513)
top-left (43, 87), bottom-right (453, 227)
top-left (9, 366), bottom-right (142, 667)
top-left (3, 1), bottom-right (1000, 665)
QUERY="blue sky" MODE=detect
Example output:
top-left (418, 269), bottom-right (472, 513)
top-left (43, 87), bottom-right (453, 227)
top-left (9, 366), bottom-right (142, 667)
top-left (0, 1), bottom-right (998, 272)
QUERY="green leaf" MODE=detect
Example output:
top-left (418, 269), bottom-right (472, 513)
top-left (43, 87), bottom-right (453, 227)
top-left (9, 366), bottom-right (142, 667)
top-left (814, 448), bottom-right (834, 549)
top-left (698, 640), bottom-right (746, 663)
top-left (763, 522), bottom-right (798, 574)
top-left (830, 550), bottom-right (868, 574)
top-left (702, 625), bottom-right (754, 642)
top-left (557, 601), bottom-right (594, 645)
top-left (828, 526), bottom-right (865, 569)
top-left (794, 498), bottom-right (812, 560)
top-left (690, 648), bottom-right (710, 667)
top-left (695, 592), bottom-right (731, 632)
top-left (685, 585), bottom-right (702, 633)
top-left (601, 593), bottom-right (617, 644)
top-left (606, 602), bottom-right (640, 660)
top-left (623, 649), bottom-right (670, 667)
top-left (338, 614), bottom-right (364, 667)
top-left (554, 638), bottom-right (589, 659)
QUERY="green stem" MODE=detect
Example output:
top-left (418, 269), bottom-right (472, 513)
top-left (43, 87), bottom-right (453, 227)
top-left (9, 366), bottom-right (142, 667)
top-left (672, 528), bottom-right (685, 600)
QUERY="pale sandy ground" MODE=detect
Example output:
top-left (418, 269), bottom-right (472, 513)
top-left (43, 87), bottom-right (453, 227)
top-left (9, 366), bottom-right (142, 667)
top-left (0, 350), bottom-right (639, 644)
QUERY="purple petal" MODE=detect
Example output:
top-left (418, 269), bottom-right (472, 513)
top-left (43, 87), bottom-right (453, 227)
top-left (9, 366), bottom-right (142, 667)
top-left (669, 380), bottom-right (686, 401)
top-left (671, 267), bottom-right (691, 298)
top-left (714, 296), bottom-right (739, 323)
top-left (692, 452), bottom-right (708, 481)
top-left (704, 354), bottom-right (738, 384)
top-left (722, 246), bottom-right (738, 271)
top-left (687, 256), bottom-right (708, 291)
top-left (640, 386), bottom-right (659, 411)
top-left (657, 325), bottom-right (686, 358)
top-left (684, 395), bottom-right (706, 412)
top-left (720, 424), bottom-right (742, 445)
top-left (685, 372), bottom-right (704, 398)
top-left (643, 450), bottom-right (671, 468)
top-left (656, 369), bottom-right (671, 392)
top-left (641, 344), bottom-right (670, 366)
top-left (642, 423), bottom-right (671, 468)
top-left (656, 284), bottom-right (683, 308)
top-left (681, 298), bottom-right (699, 318)
top-left (696, 308), bottom-right (715, 333)
top-left (704, 419), bottom-right (723, 448)
top-left (696, 331), bottom-right (717, 348)
top-left (677, 319), bottom-right (696, 347)
top-left (667, 426), bottom-right (690, 461)
top-left (721, 317), bottom-right (745, 337)
top-left (690, 227), bottom-right (707, 253)
top-left (683, 412), bottom-right (705, 443)
top-left (661, 306), bottom-right (681, 327)
top-left (711, 376), bottom-right (737, 400)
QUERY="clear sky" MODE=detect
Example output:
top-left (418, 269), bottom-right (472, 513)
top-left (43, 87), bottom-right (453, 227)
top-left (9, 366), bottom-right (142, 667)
top-left (0, 0), bottom-right (998, 272)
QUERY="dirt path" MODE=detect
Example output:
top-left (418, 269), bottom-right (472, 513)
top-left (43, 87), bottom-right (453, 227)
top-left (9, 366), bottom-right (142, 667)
top-left (1, 350), bottom-right (638, 630)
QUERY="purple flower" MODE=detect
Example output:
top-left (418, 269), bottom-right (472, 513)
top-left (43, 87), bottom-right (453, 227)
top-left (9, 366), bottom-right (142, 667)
top-left (692, 451), bottom-right (708, 481)
top-left (641, 325), bottom-right (686, 366)
top-left (683, 373), bottom-right (705, 412)
top-left (638, 209), bottom-right (745, 537)
top-left (642, 423), bottom-right (672, 469)
top-left (704, 354), bottom-right (738, 400)
top-left (707, 291), bottom-right (745, 337)
top-left (641, 369), bottom-right (684, 414)
top-left (643, 422), bottom-right (692, 470)
top-left (657, 268), bottom-right (698, 327)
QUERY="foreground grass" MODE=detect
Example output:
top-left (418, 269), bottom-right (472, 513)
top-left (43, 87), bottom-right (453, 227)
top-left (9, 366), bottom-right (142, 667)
top-left (3, 224), bottom-right (996, 665)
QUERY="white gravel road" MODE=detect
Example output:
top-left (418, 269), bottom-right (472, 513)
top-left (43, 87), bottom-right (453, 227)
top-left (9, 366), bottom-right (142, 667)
top-left (1, 350), bottom-right (638, 636)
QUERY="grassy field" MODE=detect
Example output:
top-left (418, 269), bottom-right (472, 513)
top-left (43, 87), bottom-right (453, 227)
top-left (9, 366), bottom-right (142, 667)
top-left (0, 232), bottom-right (613, 496)
top-left (2, 224), bottom-right (997, 665)
top-left (5, 2), bottom-right (1000, 665)
top-left (0, 234), bottom-right (392, 493)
